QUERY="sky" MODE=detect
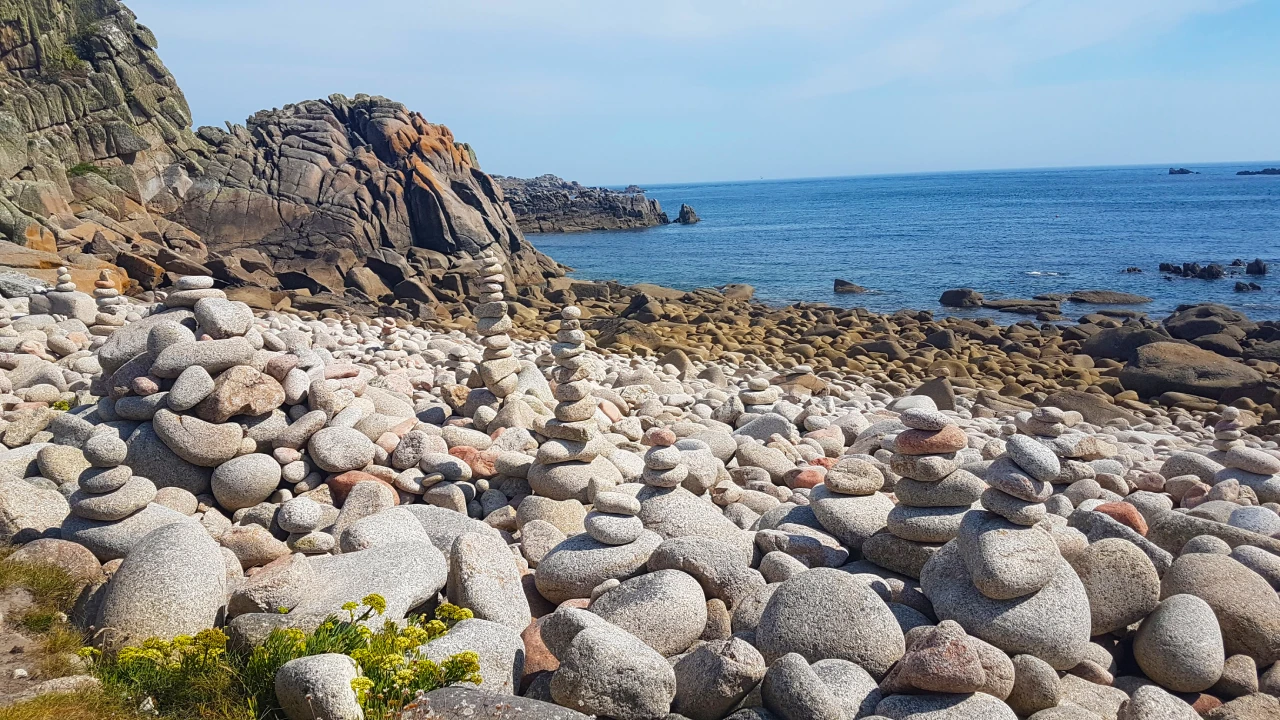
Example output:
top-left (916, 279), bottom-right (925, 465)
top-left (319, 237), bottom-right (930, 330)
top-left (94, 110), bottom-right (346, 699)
top-left (128, 0), bottom-right (1280, 185)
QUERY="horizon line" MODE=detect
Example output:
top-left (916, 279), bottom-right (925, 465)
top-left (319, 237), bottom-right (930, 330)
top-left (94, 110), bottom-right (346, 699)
top-left (555, 159), bottom-right (1280, 191)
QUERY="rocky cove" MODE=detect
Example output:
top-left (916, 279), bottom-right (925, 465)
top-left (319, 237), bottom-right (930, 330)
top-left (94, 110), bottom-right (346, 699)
top-left (0, 1), bottom-right (1276, 720)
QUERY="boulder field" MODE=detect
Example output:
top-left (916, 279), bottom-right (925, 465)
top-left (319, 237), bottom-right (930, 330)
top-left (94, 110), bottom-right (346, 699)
top-left (0, 255), bottom-right (1277, 720)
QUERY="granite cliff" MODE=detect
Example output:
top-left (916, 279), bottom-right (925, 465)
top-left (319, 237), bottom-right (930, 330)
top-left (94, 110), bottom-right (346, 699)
top-left (494, 173), bottom-right (669, 233)
top-left (0, 0), bottom-right (560, 317)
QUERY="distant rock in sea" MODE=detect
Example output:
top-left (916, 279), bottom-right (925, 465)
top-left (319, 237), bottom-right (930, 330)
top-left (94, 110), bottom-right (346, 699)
top-left (833, 278), bottom-right (867, 294)
top-left (494, 174), bottom-right (669, 233)
top-left (1067, 290), bottom-right (1153, 304)
top-left (1237, 168), bottom-right (1280, 176)
top-left (940, 288), bottom-right (984, 308)
top-left (1168, 168), bottom-right (1197, 175)
top-left (676, 204), bottom-right (700, 224)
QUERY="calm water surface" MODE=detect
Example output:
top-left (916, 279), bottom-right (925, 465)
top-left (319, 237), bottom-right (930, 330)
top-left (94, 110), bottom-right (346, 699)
top-left (532, 163), bottom-right (1280, 320)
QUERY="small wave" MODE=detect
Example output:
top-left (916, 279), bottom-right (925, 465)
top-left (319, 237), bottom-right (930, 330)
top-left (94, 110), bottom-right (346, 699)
top-left (1024, 271), bottom-right (1063, 277)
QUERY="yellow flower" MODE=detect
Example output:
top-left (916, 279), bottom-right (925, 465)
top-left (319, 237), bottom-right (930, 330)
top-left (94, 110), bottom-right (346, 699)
top-left (341, 601), bottom-right (359, 613)
top-left (350, 676), bottom-right (374, 699)
top-left (361, 594), bottom-right (387, 615)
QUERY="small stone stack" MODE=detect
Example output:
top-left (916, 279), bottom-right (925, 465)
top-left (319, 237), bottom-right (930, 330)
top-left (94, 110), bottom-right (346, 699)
top-left (528, 306), bottom-right (620, 502)
top-left (91, 271), bottom-right (127, 335)
top-left (808, 455), bottom-right (895, 553)
top-left (1212, 406), bottom-right (1245, 452)
top-left (164, 275), bottom-right (224, 307)
top-left (739, 376), bottom-right (780, 415)
top-left (958, 435), bottom-right (1062, 601)
top-left (981, 435), bottom-right (1055, 526)
top-left (585, 491), bottom-right (643, 545)
top-left (863, 408), bottom-right (976, 578)
top-left (1014, 406), bottom-right (1079, 438)
top-left (38, 267), bottom-right (97, 324)
top-left (62, 434), bottom-right (169, 559)
top-left (642, 430), bottom-right (688, 489)
top-left (277, 495), bottom-right (337, 554)
top-left (0, 305), bottom-right (14, 338)
top-left (473, 253), bottom-right (520, 400)
top-left (922, 432), bottom-right (1092, 670)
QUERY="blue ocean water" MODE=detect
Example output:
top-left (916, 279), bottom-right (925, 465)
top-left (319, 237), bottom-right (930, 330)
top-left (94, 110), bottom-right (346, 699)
top-left (531, 163), bottom-right (1280, 321)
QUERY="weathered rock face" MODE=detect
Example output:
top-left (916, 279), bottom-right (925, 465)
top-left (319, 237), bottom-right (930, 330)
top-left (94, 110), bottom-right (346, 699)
top-left (181, 97), bottom-right (561, 295)
top-left (494, 174), bottom-right (669, 233)
top-left (0, 0), bottom-right (560, 311)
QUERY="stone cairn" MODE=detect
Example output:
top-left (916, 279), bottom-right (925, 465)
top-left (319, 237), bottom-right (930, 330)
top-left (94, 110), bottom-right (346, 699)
top-left (91, 270), bottom-right (127, 335)
top-left (473, 252), bottom-right (519, 401)
top-left (36, 267), bottom-right (96, 325)
top-left (863, 408), bottom-right (975, 578)
top-left (528, 306), bottom-right (620, 502)
top-left (642, 427), bottom-right (689, 489)
top-left (739, 376), bottom-right (780, 416)
top-left (63, 434), bottom-right (159, 556)
top-left (585, 490), bottom-right (644, 546)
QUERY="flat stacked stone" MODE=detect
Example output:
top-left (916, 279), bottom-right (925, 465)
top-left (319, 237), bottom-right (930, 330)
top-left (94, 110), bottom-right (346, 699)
top-left (0, 305), bottom-right (14, 338)
top-left (863, 408), bottom-right (976, 578)
top-left (68, 434), bottom-right (155, 522)
top-left (981, 434), bottom-right (1054, 526)
top-left (808, 455), bottom-right (894, 553)
top-left (473, 253), bottom-right (519, 400)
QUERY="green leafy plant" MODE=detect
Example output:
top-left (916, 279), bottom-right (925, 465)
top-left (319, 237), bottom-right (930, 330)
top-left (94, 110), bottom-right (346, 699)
top-left (51, 399), bottom-right (72, 412)
top-left (80, 596), bottom-right (480, 720)
top-left (66, 162), bottom-right (109, 179)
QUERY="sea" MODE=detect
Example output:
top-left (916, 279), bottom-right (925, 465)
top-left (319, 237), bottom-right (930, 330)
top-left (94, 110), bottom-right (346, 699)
top-left (531, 163), bottom-right (1280, 321)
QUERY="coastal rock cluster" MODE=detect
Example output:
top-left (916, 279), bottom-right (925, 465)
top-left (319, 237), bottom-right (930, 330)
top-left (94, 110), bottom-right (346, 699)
top-left (495, 174), bottom-right (671, 233)
top-left (0, 0), bottom-right (559, 320)
top-left (0, 258), bottom-right (1278, 720)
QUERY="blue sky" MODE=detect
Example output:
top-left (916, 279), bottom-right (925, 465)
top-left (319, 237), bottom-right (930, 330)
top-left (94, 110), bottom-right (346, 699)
top-left (129, 0), bottom-right (1280, 185)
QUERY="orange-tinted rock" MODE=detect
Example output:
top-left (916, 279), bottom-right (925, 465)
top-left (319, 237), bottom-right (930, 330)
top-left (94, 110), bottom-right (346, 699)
top-left (450, 445), bottom-right (499, 478)
top-left (521, 616), bottom-right (559, 680)
top-left (1094, 502), bottom-right (1148, 536)
top-left (644, 427), bottom-right (677, 447)
top-left (895, 425), bottom-right (968, 455)
top-left (785, 467), bottom-right (826, 490)
top-left (328, 471), bottom-right (398, 506)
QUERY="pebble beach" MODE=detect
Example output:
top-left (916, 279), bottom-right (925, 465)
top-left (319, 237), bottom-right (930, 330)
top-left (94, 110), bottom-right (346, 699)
top-left (0, 251), bottom-right (1278, 720)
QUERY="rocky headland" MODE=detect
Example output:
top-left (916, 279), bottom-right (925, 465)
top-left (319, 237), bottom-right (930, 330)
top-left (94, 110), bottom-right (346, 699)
top-left (494, 174), bottom-right (670, 233)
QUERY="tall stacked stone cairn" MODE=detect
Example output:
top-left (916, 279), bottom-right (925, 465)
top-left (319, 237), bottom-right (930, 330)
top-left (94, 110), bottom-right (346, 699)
top-left (473, 252), bottom-right (520, 401)
top-left (527, 306), bottom-right (620, 502)
top-left (862, 408), bottom-right (979, 578)
top-left (921, 433), bottom-right (1093, 671)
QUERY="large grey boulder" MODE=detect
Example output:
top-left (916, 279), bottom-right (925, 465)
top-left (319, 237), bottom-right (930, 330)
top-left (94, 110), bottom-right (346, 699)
top-left (672, 637), bottom-right (766, 720)
top-left (1073, 537), bottom-right (1160, 635)
top-left (274, 653), bottom-right (362, 720)
top-left (756, 567), bottom-right (905, 679)
top-left (874, 692), bottom-right (1018, 719)
top-left (447, 532), bottom-right (530, 631)
top-left (1160, 552), bottom-right (1280, 667)
top-left (550, 623), bottom-right (676, 720)
top-left (1134, 593), bottom-right (1225, 693)
top-left (0, 478), bottom-right (68, 542)
top-left (95, 522), bottom-right (226, 649)
top-left (588, 568), bottom-right (707, 657)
